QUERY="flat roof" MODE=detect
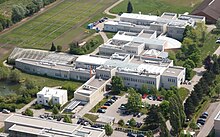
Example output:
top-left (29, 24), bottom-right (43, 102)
top-left (120, 13), bottom-right (158, 21)
top-left (38, 87), bottom-right (67, 96)
top-left (76, 55), bottom-right (108, 66)
top-left (5, 114), bottom-right (104, 137)
top-left (16, 58), bottom-right (73, 71)
top-left (162, 66), bottom-right (184, 77)
top-left (161, 12), bottom-right (177, 19)
top-left (5, 114), bottom-right (78, 133)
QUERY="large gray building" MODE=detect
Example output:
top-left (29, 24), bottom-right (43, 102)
top-left (4, 114), bottom-right (105, 137)
top-left (104, 12), bottom-right (205, 41)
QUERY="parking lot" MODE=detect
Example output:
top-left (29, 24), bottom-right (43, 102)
top-left (96, 94), bottom-right (162, 124)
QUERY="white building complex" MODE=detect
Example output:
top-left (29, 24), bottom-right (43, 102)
top-left (37, 87), bottom-right (68, 106)
top-left (4, 114), bottom-right (105, 137)
top-left (7, 12), bottom-right (203, 104)
top-left (104, 12), bottom-right (205, 41)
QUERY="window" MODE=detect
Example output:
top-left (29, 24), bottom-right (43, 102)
top-left (46, 100), bottom-right (48, 103)
top-left (39, 96), bottom-right (41, 98)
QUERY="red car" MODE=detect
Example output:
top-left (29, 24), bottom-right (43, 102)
top-left (142, 94), bottom-right (147, 99)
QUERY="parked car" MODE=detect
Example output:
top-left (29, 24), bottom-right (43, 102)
top-left (82, 121), bottom-right (89, 126)
top-left (104, 102), bottom-right (111, 106)
top-left (200, 115), bottom-right (207, 119)
top-left (136, 122), bottom-right (143, 128)
top-left (137, 112), bottom-right (142, 118)
top-left (111, 96), bottom-right (118, 100)
top-left (147, 95), bottom-right (153, 100)
top-left (97, 109), bottom-right (106, 113)
top-left (137, 133), bottom-right (145, 137)
top-left (198, 118), bottom-right (206, 122)
top-left (2, 109), bottom-right (10, 114)
top-left (142, 94), bottom-right (147, 99)
top-left (197, 120), bottom-right (205, 125)
top-left (127, 132), bottom-right (135, 137)
top-left (153, 95), bottom-right (157, 101)
top-left (119, 105), bottom-right (126, 110)
top-left (216, 39), bottom-right (220, 43)
top-left (197, 123), bottom-right (202, 128)
top-left (203, 112), bottom-right (209, 117)
top-left (157, 96), bottom-right (164, 101)
top-left (123, 111), bottom-right (130, 115)
top-left (77, 118), bottom-right (84, 124)
top-left (101, 106), bottom-right (107, 109)
top-left (133, 112), bottom-right (138, 117)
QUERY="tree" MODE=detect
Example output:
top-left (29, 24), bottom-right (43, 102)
top-left (118, 119), bottom-right (125, 126)
top-left (129, 118), bottom-right (136, 127)
top-left (25, 79), bottom-right (35, 89)
top-left (216, 18), bottom-right (220, 29)
top-left (159, 112), bottom-right (171, 137)
top-left (11, 5), bottom-right (27, 23)
top-left (52, 105), bottom-right (59, 115)
top-left (9, 70), bottom-right (21, 83)
top-left (140, 84), bottom-right (148, 94)
top-left (111, 76), bottom-right (124, 94)
top-left (57, 45), bottom-right (62, 52)
top-left (127, 1), bottom-right (133, 13)
top-left (63, 115), bottom-right (72, 123)
top-left (23, 108), bottom-right (33, 116)
top-left (144, 105), bottom-right (161, 131)
top-left (160, 100), bottom-right (170, 120)
top-left (104, 124), bottom-right (113, 136)
top-left (0, 67), bottom-right (10, 80)
top-left (50, 42), bottom-right (56, 51)
top-left (183, 59), bottom-right (195, 69)
top-left (127, 88), bottom-right (142, 112)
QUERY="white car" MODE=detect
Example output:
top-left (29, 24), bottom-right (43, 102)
top-left (216, 39), bottom-right (220, 44)
top-left (2, 109), bottom-right (10, 114)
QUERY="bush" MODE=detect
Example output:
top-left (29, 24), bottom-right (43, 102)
top-left (34, 104), bottom-right (43, 109)
top-left (118, 119), bottom-right (125, 126)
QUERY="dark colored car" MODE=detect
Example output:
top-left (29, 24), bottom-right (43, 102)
top-left (200, 115), bottom-right (207, 119)
top-left (111, 96), bottom-right (118, 100)
top-left (133, 112), bottom-right (138, 117)
top-left (127, 132), bottom-right (135, 137)
top-left (97, 109), bottom-right (106, 113)
top-left (104, 103), bottom-right (111, 106)
top-left (197, 120), bottom-right (205, 125)
top-left (137, 133), bottom-right (145, 137)
top-left (122, 111), bottom-right (130, 115)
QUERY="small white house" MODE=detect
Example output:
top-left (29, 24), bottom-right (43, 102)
top-left (37, 87), bottom-right (68, 106)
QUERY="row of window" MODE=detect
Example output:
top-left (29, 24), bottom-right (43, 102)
top-left (99, 74), bottom-right (109, 78)
top-left (122, 77), bottom-right (155, 85)
top-left (168, 78), bottom-right (175, 83)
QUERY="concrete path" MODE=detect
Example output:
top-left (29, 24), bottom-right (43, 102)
top-left (16, 99), bottom-right (37, 114)
top-left (197, 102), bottom-right (220, 137)
top-left (104, 0), bottom-right (124, 18)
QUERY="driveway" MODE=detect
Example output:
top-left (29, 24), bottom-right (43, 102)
top-left (197, 102), bottom-right (220, 137)
top-left (96, 95), bottom-right (161, 123)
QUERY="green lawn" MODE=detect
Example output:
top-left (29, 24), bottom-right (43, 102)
top-left (0, 0), bottom-right (117, 50)
top-left (111, 0), bottom-right (203, 15)
top-left (178, 87), bottom-right (190, 102)
top-left (19, 70), bottom-right (82, 89)
top-left (90, 96), bottom-right (110, 113)
top-left (84, 114), bottom-right (99, 122)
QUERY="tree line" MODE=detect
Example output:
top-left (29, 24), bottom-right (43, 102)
top-left (0, 0), bottom-right (56, 31)
top-left (169, 23), bottom-right (207, 80)
top-left (0, 66), bottom-right (39, 112)
top-left (184, 54), bottom-right (220, 118)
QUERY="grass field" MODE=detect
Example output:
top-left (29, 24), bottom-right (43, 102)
top-left (111, 0), bottom-right (203, 15)
top-left (0, 0), bottom-right (117, 50)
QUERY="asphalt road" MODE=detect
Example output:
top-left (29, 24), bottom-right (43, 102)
top-left (197, 102), bottom-right (220, 137)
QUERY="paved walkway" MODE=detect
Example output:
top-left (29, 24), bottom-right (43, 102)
top-left (16, 99), bottom-right (37, 114)
top-left (104, 0), bottom-right (124, 18)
